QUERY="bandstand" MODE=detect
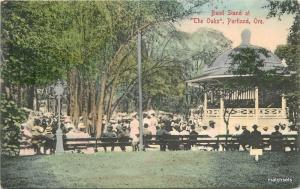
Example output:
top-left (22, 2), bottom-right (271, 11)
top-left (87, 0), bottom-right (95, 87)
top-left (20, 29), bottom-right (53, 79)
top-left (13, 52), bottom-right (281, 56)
top-left (186, 29), bottom-right (291, 134)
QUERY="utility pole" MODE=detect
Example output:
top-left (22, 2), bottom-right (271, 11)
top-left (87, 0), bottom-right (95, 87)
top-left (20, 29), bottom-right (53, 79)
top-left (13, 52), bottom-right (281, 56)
top-left (137, 29), bottom-right (144, 151)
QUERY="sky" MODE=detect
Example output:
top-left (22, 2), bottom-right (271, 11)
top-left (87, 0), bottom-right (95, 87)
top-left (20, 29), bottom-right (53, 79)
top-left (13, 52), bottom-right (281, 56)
top-left (176, 0), bottom-right (295, 52)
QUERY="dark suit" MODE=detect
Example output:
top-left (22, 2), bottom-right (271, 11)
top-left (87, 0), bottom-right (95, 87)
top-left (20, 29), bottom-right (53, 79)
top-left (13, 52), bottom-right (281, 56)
top-left (270, 131), bottom-right (283, 151)
top-left (250, 130), bottom-right (262, 149)
top-left (240, 129), bottom-right (250, 151)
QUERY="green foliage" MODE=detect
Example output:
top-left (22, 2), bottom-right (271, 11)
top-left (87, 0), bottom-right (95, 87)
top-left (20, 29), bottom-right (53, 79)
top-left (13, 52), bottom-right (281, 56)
top-left (115, 25), bottom-right (231, 112)
top-left (228, 47), bottom-right (282, 89)
top-left (1, 1), bottom-right (67, 86)
top-left (1, 1), bottom-right (210, 116)
top-left (275, 44), bottom-right (299, 123)
top-left (265, 0), bottom-right (300, 45)
top-left (265, 0), bottom-right (299, 18)
top-left (275, 44), bottom-right (299, 71)
top-left (0, 96), bottom-right (28, 156)
top-left (265, 0), bottom-right (300, 124)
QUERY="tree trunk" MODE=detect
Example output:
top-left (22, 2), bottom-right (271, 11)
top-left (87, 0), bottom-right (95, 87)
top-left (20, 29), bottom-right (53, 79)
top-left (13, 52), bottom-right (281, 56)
top-left (70, 70), bottom-right (80, 126)
top-left (147, 97), bottom-right (152, 110)
top-left (27, 85), bottom-right (35, 110)
top-left (35, 88), bottom-right (39, 111)
top-left (17, 85), bottom-right (21, 107)
top-left (107, 80), bottom-right (117, 121)
top-left (96, 73), bottom-right (107, 138)
top-left (90, 83), bottom-right (97, 135)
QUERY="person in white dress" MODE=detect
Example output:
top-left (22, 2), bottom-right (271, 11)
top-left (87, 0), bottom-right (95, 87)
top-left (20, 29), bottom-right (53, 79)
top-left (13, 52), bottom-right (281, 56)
top-left (130, 113), bottom-right (140, 151)
top-left (148, 111), bottom-right (158, 135)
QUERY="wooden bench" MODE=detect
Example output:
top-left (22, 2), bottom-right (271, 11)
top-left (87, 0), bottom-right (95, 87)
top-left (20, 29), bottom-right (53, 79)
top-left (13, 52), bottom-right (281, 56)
top-left (62, 134), bottom-right (299, 152)
top-left (64, 137), bottom-right (132, 152)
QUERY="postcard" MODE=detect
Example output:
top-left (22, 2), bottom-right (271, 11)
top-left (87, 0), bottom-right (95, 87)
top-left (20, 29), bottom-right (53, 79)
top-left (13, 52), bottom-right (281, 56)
top-left (1, 0), bottom-right (299, 188)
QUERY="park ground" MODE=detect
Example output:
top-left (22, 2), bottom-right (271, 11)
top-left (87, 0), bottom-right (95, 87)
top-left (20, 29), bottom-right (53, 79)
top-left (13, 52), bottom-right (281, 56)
top-left (1, 151), bottom-right (299, 188)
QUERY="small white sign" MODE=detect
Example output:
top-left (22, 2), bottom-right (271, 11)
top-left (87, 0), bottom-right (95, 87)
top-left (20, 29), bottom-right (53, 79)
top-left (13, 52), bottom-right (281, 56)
top-left (250, 148), bottom-right (263, 161)
top-left (250, 148), bottom-right (263, 156)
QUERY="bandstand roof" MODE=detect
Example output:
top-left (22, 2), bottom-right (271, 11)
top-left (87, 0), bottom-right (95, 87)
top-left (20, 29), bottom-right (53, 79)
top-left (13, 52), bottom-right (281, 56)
top-left (186, 29), bottom-right (289, 85)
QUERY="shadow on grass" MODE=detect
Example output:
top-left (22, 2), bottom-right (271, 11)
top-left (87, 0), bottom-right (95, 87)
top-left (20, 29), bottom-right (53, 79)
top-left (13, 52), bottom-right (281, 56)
top-left (1, 155), bottom-right (63, 189)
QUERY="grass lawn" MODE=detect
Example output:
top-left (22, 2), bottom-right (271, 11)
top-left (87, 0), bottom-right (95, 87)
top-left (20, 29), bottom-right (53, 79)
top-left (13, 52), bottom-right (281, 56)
top-left (1, 151), bottom-right (299, 188)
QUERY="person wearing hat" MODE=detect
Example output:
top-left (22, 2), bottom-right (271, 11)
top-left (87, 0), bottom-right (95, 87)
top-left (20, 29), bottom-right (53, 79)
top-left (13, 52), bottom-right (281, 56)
top-left (180, 125), bottom-right (190, 136)
top-left (189, 125), bottom-right (199, 147)
top-left (261, 126), bottom-right (270, 135)
top-left (87, 113), bottom-right (95, 137)
top-left (143, 113), bottom-right (151, 131)
top-left (233, 124), bottom-right (242, 136)
top-left (78, 116), bottom-right (86, 133)
top-left (180, 125), bottom-right (190, 150)
top-left (20, 124), bottom-right (32, 148)
top-left (239, 126), bottom-right (250, 151)
top-left (270, 125), bottom-right (283, 151)
top-left (142, 123), bottom-right (152, 150)
top-left (286, 124), bottom-right (298, 135)
top-left (207, 120), bottom-right (218, 138)
top-left (156, 124), bottom-right (170, 151)
top-left (117, 124), bottom-right (131, 152)
top-left (231, 124), bottom-right (242, 151)
top-left (101, 124), bottom-right (117, 152)
top-left (168, 124), bottom-right (180, 151)
top-left (31, 119), bottom-right (44, 155)
top-left (280, 123), bottom-right (288, 135)
top-left (149, 111), bottom-right (158, 135)
top-left (250, 124), bottom-right (262, 149)
top-left (130, 113), bottom-right (139, 151)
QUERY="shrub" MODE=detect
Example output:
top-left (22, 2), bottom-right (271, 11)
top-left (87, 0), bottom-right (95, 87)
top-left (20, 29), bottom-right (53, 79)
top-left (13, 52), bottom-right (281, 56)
top-left (0, 96), bottom-right (28, 156)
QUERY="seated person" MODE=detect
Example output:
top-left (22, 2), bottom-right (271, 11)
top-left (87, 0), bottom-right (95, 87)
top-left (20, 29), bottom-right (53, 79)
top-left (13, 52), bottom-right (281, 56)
top-left (117, 125), bottom-right (131, 152)
top-left (156, 123), bottom-right (170, 151)
top-left (270, 125), bottom-right (283, 151)
top-left (101, 124), bottom-right (117, 152)
top-left (143, 123), bottom-right (152, 149)
top-left (168, 124), bottom-right (181, 151)
top-left (189, 125), bottom-right (199, 147)
top-left (239, 126), bottom-right (250, 151)
top-left (250, 124), bottom-right (262, 149)
top-left (20, 124), bottom-right (32, 147)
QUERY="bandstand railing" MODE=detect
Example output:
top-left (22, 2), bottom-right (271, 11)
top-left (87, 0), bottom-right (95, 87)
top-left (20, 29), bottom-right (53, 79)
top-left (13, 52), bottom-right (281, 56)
top-left (203, 108), bottom-right (287, 118)
top-left (259, 108), bottom-right (286, 118)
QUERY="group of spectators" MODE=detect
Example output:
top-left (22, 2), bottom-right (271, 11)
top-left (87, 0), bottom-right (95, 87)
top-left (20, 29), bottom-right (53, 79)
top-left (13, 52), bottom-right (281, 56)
top-left (235, 123), bottom-right (298, 152)
top-left (19, 110), bottom-right (299, 154)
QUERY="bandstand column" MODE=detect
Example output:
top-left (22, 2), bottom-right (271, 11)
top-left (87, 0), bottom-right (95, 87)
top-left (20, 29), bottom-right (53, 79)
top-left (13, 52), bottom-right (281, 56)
top-left (255, 86), bottom-right (259, 122)
top-left (220, 92), bottom-right (225, 133)
top-left (220, 92), bottom-right (224, 119)
top-left (281, 94), bottom-right (287, 118)
top-left (204, 92), bottom-right (207, 117)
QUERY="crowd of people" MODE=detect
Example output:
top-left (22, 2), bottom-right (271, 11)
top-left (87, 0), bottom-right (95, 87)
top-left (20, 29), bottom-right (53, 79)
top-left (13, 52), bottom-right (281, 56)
top-left (101, 111), bottom-right (298, 152)
top-left (19, 110), bottom-right (299, 154)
